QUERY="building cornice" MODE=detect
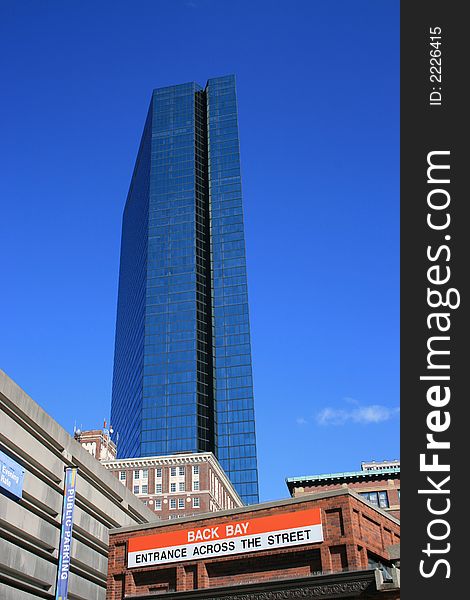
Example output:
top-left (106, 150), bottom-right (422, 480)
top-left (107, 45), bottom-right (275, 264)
top-left (110, 488), bottom-right (400, 536)
top-left (102, 452), bottom-right (213, 469)
top-left (116, 569), bottom-right (381, 600)
top-left (286, 467), bottom-right (400, 485)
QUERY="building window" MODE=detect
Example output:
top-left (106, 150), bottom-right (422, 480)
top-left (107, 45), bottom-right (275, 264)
top-left (155, 499), bottom-right (162, 510)
top-left (170, 498), bottom-right (176, 509)
top-left (170, 482), bottom-right (176, 493)
top-left (170, 467), bottom-right (177, 477)
top-left (143, 500), bottom-right (148, 505)
top-left (119, 471), bottom-right (126, 481)
top-left (378, 491), bottom-right (389, 508)
top-left (142, 469), bottom-right (148, 479)
top-left (141, 484), bottom-right (148, 494)
top-left (133, 485), bottom-right (139, 495)
top-left (193, 465), bottom-right (199, 475)
top-left (178, 498), bottom-right (185, 509)
top-left (360, 492), bottom-right (378, 506)
top-left (193, 497), bottom-right (200, 508)
top-left (178, 466), bottom-right (185, 476)
top-left (179, 482), bottom-right (185, 492)
top-left (155, 483), bottom-right (162, 494)
top-left (193, 480), bottom-right (200, 491)
top-left (134, 469), bottom-right (140, 480)
top-left (156, 467), bottom-right (162, 478)
top-left (360, 491), bottom-right (389, 509)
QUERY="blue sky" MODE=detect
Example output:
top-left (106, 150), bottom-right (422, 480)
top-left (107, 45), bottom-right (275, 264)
top-left (0, 0), bottom-right (399, 501)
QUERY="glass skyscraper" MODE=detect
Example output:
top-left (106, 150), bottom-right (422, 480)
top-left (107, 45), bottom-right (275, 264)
top-left (111, 75), bottom-right (259, 504)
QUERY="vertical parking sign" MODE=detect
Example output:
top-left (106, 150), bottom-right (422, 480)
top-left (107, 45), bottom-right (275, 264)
top-left (55, 467), bottom-right (78, 600)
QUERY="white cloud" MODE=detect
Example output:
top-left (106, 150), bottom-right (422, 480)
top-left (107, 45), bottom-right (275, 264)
top-left (296, 417), bottom-right (308, 426)
top-left (315, 403), bottom-right (399, 426)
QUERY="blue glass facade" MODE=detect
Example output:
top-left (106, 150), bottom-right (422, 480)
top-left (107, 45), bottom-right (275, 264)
top-left (111, 76), bottom-right (259, 503)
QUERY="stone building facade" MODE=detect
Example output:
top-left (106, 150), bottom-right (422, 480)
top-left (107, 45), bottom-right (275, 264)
top-left (0, 369), bottom-right (156, 600)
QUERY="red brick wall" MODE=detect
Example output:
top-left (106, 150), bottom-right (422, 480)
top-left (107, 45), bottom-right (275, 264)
top-left (107, 494), bottom-right (400, 599)
top-left (205, 549), bottom-right (322, 588)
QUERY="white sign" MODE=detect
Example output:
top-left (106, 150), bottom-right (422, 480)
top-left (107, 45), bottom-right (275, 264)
top-left (128, 507), bottom-right (323, 568)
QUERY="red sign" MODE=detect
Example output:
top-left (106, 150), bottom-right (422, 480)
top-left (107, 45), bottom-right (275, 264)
top-left (128, 507), bottom-right (323, 567)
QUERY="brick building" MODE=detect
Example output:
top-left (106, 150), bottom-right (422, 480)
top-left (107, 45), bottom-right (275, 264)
top-left (74, 426), bottom-right (117, 461)
top-left (286, 462), bottom-right (400, 519)
top-left (102, 452), bottom-right (243, 520)
top-left (106, 489), bottom-right (400, 599)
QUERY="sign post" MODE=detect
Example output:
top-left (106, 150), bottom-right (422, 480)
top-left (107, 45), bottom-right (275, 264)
top-left (55, 467), bottom-right (78, 600)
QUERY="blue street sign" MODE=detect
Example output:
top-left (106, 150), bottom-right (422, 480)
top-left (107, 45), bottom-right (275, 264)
top-left (55, 467), bottom-right (78, 600)
top-left (0, 449), bottom-right (24, 499)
